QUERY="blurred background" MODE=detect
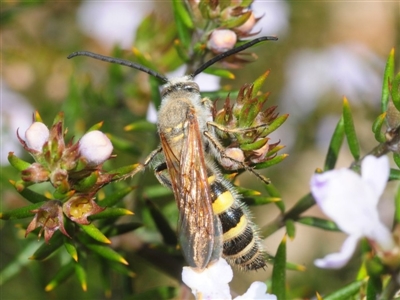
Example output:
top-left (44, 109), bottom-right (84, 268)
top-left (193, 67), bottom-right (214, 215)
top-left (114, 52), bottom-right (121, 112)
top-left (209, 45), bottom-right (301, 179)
top-left (1, 1), bottom-right (399, 299)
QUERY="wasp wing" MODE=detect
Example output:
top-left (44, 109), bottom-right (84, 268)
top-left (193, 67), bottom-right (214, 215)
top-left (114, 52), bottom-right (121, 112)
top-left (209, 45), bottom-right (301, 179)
top-left (160, 108), bottom-right (222, 270)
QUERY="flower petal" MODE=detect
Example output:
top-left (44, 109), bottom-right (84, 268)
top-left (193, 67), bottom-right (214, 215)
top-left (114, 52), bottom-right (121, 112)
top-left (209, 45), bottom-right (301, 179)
top-left (182, 258), bottom-right (233, 300)
top-left (314, 235), bottom-right (360, 269)
top-left (361, 155), bottom-right (389, 202)
top-left (310, 169), bottom-right (373, 235)
top-left (234, 282), bottom-right (277, 300)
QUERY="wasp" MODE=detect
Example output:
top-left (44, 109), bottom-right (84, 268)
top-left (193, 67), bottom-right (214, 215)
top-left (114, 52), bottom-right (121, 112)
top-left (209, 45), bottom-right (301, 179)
top-left (68, 36), bottom-right (277, 271)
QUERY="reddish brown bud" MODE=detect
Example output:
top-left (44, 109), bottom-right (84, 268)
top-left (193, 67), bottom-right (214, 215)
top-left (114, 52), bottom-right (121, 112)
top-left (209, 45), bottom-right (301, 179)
top-left (25, 200), bottom-right (71, 243)
top-left (21, 163), bottom-right (50, 183)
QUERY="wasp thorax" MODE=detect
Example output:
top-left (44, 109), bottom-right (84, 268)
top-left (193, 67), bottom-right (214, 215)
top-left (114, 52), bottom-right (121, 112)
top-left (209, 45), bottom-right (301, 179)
top-left (158, 78), bottom-right (203, 131)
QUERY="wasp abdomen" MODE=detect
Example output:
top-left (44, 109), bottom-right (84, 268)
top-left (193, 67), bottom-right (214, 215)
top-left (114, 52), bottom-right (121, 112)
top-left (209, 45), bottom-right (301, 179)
top-left (209, 175), bottom-right (266, 271)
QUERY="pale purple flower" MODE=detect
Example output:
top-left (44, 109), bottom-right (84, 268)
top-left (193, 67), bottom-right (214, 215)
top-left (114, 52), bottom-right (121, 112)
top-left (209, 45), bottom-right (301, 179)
top-left (182, 258), bottom-right (277, 300)
top-left (310, 155), bottom-right (394, 269)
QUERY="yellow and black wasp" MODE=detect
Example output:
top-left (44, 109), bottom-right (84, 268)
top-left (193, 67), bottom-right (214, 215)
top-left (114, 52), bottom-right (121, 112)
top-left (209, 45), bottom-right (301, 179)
top-left (68, 36), bottom-right (277, 271)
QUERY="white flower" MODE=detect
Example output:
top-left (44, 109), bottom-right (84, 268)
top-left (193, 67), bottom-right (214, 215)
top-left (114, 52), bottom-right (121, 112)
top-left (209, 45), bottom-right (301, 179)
top-left (207, 29), bottom-right (237, 53)
top-left (234, 282), bottom-right (277, 300)
top-left (182, 258), bottom-right (232, 300)
top-left (310, 155), bottom-right (394, 269)
top-left (182, 258), bottom-right (277, 300)
top-left (25, 122), bottom-right (50, 152)
top-left (79, 130), bottom-right (113, 166)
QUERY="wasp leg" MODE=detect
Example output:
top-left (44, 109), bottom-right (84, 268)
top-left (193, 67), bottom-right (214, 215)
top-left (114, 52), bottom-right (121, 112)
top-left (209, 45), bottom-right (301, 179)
top-left (203, 129), bottom-right (270, 185)
top-left (153, 161), bottom-right (173, 190)
top-left (115, 146), bottom-right (163, 181)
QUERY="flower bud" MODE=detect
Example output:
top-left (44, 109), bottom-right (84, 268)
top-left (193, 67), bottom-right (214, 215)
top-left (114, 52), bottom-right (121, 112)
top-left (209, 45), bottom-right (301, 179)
top-left (207, 29), bottom-right (237, 53)
top-left (220, 147), bottom-right (245, 170)
top-left (21, 162), bottom-right (50, 183)
top-left (25, 122), bottom-right (49, 152)
top-left (25, 200), bottom-right (70, 243)
top-left (79, 130), bottom-right (113, 166)
top-left (236, 12), bottom-right (256, 34)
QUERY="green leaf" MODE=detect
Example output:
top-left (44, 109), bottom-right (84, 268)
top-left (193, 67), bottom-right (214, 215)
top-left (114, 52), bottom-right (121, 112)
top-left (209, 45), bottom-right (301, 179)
top-left (7, 152), bottom-right (31, 171)
top-left (64, 238), bottom-right (78, 262)
top-left (297, 216), bottom-right (340, 231)
top-left (395, 184), bottom-right (400, 224)
top-left (107, 134), bottom-right (141, 154)
top-left (131, 47), bottom-right (159, 72)
top-left (285, 219), bottom-right (296, 239)
top-left (203, 68), bottom-right (235, 79)
top-left (381, 48), bottom-right (395, 112)
top-left (261, 114), bottom-right (289, 137)
top-left (283, 193), bottom-right (315, 221)
top-left (88, 207), bottom-right (134, 221)
top-left (235, 186), bottom-right (261, 197)
top-left (45, 261), bottom-right (75, 292)
top-left (173, 39), bottom-right (190, 63)
top-left (264, 183), bottom-right (285, 212)
top-left (143, 184), bottom-right (172, 198)
top-left (124, 120), bottom-right (157, 132)
top-left (242, 196), bottom-right (281, 206)
top-left (12, 183), bottom-right (49, 204)
top-left (171, 0), bottom-right (193, 29)
top-left (271, 235), bottom-right (286, 299)
top-left (285, 261), bottom-right (306, 272)
top-left (108, 261), bottom-right (135, 278)
top-left (74, 262), bottom-right (87, 291)
top-left (251, 70), bottom-right (270, 97)
top-left (393, 153), bottom-right (400, 169)
top-left (342, 97), bottom-right (360, 160)
top-left (79, 223), bottom-right (111, 244)
top-left (98, 186), bottom-right (135, 207)
top-left (149, 75), bottom-right (163, 108)
top-left (0, 242), bottom-right (41, 286)
top-left (85, 243), bottom-right (128, 265)
top-left (324, 279), bottom-right (366, 300)
top-left (146, 199), bottom-right (177, 246)
top-left (392, 72), bottom-right (400, 110)
top-left (240, 138), bottom-right (268, 151)
top-left (73, 171), bottom-right (99, 192)
top-left (324, 116), bottom-right (345, 171)
top-left (0, 201), bottom-right (45, 220)
top-left (389, 167), bottom-right (400, 180)
top-left (87, 121), bottom-right (104, 131)
top-left (172, 0), bottom-right (191, 48)
top-left (372, 112), bottom-right (387, 143)
top-left (220, 11), bottom-right (251, 29)
top-left (106, 222), bottom-right (143, 237)
top-left (254, 154), bottom-right (288, 169)
top-left (29, 231), bottom-right (64, 260)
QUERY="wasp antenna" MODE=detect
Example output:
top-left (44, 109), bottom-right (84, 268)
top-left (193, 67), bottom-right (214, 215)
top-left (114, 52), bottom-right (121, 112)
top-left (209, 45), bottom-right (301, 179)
top-left (67, 51), bottom-right (169, 83)
top-left (192, 36), bottom-right (278, 77)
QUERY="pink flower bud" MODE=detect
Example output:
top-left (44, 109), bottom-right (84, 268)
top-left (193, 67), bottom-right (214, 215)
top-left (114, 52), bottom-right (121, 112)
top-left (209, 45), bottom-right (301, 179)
top-left (207, 29), bottom-right (237, 53)
top-left (236, 12), bottom-right (256, 34)
top-left (25, 122), bottom-right (49, 152)
top-left (221, 147), bottom-right (245, 170)
top-left (79, 130), bottom-right (113, 166)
